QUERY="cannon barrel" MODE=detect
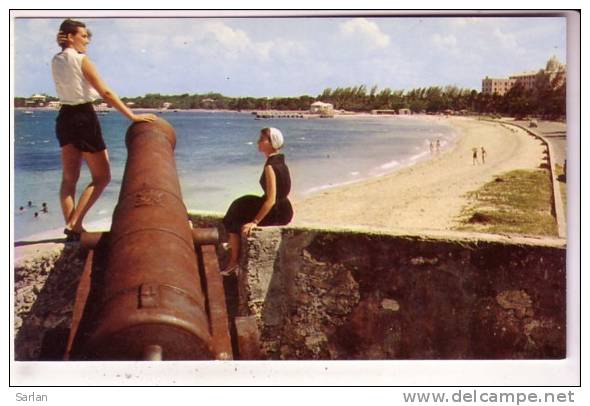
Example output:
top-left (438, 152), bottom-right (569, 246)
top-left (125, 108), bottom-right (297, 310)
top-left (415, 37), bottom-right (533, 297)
top-left (77, 119), bottom-right (214, 360)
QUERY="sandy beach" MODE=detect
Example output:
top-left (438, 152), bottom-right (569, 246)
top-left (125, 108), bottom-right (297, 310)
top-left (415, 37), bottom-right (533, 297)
top-left (292, 117), bottom-right (547, 232)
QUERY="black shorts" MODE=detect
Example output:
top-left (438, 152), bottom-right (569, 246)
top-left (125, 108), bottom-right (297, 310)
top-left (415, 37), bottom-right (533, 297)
top-left (55, 103), bottom-right (106, 153)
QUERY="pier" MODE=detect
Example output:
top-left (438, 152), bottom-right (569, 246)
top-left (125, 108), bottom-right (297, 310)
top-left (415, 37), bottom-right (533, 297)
top-left (253, 110), bottom-right (333, 119)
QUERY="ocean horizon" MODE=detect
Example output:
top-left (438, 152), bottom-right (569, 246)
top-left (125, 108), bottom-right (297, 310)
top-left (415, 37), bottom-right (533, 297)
top-left (13, 110), bottom-right (456, 240)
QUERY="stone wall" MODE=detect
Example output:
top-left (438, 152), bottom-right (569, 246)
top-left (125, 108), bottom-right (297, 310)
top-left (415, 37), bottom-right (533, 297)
top-left (14, 213), bottom-right (567, 361)
top-left (238, 226), bottom-right (566, 360)
top-left (14, 245), bottom-right (86, 360)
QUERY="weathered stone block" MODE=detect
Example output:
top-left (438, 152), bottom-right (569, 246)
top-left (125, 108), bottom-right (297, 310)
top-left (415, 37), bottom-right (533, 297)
top-left (239, 226), bottom-right (566, 360)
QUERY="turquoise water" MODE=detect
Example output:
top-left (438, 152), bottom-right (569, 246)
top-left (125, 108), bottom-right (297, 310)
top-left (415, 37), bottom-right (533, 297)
top-left (13, 110), bottom-right (455, 239)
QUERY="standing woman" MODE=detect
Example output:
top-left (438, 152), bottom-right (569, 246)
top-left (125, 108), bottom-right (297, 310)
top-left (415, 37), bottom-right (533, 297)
top-left (52, 19), bottom-right (156, 241)
top-left (222, 127), bottom-right (294, 275)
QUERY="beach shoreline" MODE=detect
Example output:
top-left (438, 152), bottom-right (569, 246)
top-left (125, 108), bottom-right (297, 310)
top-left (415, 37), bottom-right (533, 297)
top-left (16, 106), bottom-right (467, 117)
top-left (16, 110), bottom-right (454, 240)
top-left (14, 112), bottom-right (546, 241)
top-left (292, 117), bottom-right (547, 232)
top-left (296, 131), bottom-right (456, 198)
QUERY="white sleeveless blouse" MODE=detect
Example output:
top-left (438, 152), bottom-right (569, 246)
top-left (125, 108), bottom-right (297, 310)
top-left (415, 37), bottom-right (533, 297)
top-left (51, 47), bottom-right (100, 105)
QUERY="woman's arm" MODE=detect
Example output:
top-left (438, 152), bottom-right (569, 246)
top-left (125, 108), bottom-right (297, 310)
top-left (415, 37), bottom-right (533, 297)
top-left (81, 56), bottom-right (156, 123)
top-left (241, 165), bottom-right (277, 236)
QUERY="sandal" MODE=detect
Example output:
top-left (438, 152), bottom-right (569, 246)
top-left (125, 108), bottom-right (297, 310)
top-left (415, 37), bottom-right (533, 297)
top-left (220, 264), bottom-right (239, 277)
top-left (63, 228), bottom-right (81, 243)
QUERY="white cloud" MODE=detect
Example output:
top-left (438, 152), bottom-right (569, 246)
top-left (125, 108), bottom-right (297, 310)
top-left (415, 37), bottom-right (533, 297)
top-left (432, 33), bottom-right (457, 49)
top-left (267, 39), bottom-right (308, 60)
top-left (13, 16), bottom-right (565, 98)
top-left (339, 18), bottom-right (390, 49)
top-left (201, 21), bottom-right (252, 54)
top-left (492, 28), bottom-right (521, 52)
top-left (447, 17), bottom-right (484, 28)
top-left (14, 19), bottom-right (61, 95)
top-left (196, 22), bottom-right (311, 62)
top-left (165, 20), bottom-right (307, 62)
top-left (430, 33), bottom-right (461, 57)
top-left (102, 19), bottom-right (258, 60)
top-left (15, 19), bottom-right (56, 55)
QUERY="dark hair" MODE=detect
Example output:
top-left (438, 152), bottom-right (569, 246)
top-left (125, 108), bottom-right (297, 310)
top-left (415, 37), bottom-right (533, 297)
top-left (58, 19), bottom-right (90, 49)
top-left (260, 128), bottom-right (271, 139)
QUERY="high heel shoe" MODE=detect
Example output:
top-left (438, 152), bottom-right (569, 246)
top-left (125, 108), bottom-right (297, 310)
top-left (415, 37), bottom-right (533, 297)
top-left (63, 228), bottom-right (81, 242)
top-left (220, 264), bottom-right (239, 277)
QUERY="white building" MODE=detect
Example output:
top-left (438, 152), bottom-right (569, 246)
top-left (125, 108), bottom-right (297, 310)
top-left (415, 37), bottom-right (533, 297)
top-left (25, 94), bottom-right (47, 107)
top-left (30, 94), bottom-right (46, 102)
top-left (310, 101), bottom-right (334, 114)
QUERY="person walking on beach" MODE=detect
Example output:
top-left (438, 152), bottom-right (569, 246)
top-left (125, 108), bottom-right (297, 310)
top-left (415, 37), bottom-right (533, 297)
top-left (481, 146), bottom-right (487, 164)
top-left (429, 140), bottom-right (434, 155)
top-left (435, 138), bottom-right (441, 154)
top-left (52, 19), bottom-right (156, 241)
top-left (221, 127), bottom-right (294, 276)
top-left (472, 147), bottom-right (479, 165)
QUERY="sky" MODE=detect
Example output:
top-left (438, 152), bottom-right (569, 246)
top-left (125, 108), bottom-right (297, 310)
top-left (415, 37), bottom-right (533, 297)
top-left (13, 13), bottom-right (567, 98)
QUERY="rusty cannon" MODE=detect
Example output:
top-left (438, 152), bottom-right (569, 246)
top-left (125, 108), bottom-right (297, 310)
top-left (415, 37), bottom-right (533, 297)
top-left (66, 118), bottom-right (234, 361)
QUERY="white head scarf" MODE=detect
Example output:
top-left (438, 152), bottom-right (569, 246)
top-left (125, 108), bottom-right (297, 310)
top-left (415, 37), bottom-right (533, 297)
top-left (268, 127), bottom-right (284, 150)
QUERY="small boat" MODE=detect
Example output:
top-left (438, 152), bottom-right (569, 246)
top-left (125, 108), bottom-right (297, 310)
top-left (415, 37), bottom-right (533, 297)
top-left (24, 110), bottom-right (33, 115)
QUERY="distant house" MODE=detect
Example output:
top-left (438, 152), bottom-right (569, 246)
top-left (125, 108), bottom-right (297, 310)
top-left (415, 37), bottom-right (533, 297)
top-left (371, 109), bottom-right (397, 115)
top-left (47, 101), bottom-right (61, 109)
top-left (95, 102), bottom-right (110, 112)
top-left (162, 102), bottom-right (172, 110)
top-left (398, 108), bottom-right (411, 115)
top-left (25, 94), bottom-right (47, 107)
top-left (310, 101), bottom-right (334, 114)
top-left (201, 98), bottom-right (215, 108)
top-left (125, 101), bottom-right (136, 107)
top-left (30, 94), bottom-right (46, 102)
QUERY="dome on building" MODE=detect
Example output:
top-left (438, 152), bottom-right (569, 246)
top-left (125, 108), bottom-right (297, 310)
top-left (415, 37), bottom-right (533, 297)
top-left (545, 56), bottom-right (563, 72)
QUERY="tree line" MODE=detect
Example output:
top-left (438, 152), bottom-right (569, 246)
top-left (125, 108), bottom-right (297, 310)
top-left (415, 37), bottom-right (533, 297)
top-left (15, 69), bottom-right (565, 119)
top-left (119, 92), bottom-right (317, 112)
top-left (315, 69), bottom-right (565, 119)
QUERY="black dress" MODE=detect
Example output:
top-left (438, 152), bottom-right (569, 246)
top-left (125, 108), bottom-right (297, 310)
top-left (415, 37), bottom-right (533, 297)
top-left (223, 154), bottom-right (293, 234)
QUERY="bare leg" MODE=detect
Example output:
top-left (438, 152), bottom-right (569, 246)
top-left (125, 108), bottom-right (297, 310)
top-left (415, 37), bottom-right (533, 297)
top-left (67, 149), bottom-right (111, 232)
top-left (60, 145), bottom-right (83, 227)
top-left (226, 232), bottom-right (241, 269)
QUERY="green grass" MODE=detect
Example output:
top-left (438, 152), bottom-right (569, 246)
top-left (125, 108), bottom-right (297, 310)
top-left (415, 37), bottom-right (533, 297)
top-left (455, 169), bottom-right (558, 236)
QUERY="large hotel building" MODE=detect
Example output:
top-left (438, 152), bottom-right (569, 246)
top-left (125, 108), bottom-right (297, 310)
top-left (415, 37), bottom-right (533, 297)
top-left (482, 56), bottom-right (565, 96)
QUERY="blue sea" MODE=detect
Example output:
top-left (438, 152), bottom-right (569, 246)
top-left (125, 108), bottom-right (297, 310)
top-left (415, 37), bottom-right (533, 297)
top-left (13, 110), bottom-right (456, 240)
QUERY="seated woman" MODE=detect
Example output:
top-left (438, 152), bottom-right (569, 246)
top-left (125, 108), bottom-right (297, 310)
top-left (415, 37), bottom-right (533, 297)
top-left (222, 127), bottom-right (294, 276)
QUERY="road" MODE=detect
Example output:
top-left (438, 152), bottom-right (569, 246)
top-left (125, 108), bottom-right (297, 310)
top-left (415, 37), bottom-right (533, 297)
top-left (505, 119), bottom-right (567, 167)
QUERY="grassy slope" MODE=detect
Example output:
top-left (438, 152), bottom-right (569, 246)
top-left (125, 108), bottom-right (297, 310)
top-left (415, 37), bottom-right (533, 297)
top-left (454, 169), bottom-right (558, 237)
